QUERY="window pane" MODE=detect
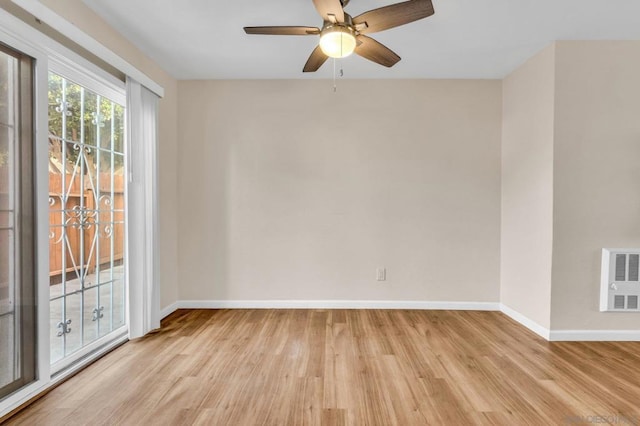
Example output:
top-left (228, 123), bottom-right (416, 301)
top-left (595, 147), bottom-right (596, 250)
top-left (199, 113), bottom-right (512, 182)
top-left (64, 80), bottom-right (82, 143)
top-left (98, 97), bottom-right (113, 150)
top-left (49, 71), bottom-right (126, 370)
top-left (0, 53), bottom-right (10, 125)
top-left (50, 298), bottom-right (63, 364)
top-left (0, 45), bottom-right (36, 398)
top-left (113, 279), bottom-right (125, 330)
top-left (0, 124), bottom-right (11, 212)
top-left (99, 283), bottom-right (112, 337)
top-left (63, 292), bottom-right (82, 355)
top-left (48, 73), bottom-right (63, 138)
top-left (0, 229), bottom-right (14, 388)
top-left (0, 312), bottom-right (14, 387)
top-left (0, 229), bottom-right (13, 311)
top-left (113, 105), bottom-right (124, 154)
top-left (84, 90), bottom-right (98, 147)
top-left (82, 286), bottom-right (98, 344)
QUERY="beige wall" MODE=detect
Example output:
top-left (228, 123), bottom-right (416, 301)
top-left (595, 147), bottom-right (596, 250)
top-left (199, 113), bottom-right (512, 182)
top-left (503, 41), bottom-right (640, 332)
top-left (501, 45), bottom-right (556, 329)
top-left (551, 41), bottom-right (640, 330)
top-left (177, 80), bottom-right (502, 302)
top-left (36, 0), bottom-right (180, 309)
top-left (9, 2), bottom-right (639, 333)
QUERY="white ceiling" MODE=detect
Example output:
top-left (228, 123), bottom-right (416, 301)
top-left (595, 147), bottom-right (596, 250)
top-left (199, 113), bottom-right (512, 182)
top-left (83, 0), bottom-right (640, 80)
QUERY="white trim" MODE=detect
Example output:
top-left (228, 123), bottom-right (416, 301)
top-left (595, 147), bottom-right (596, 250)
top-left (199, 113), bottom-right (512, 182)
top-left (49, 57), bottom-right (125, 106)
top-left (0, 13), bottom-right (51, 418)
top-left (0, 380), bottom-right (48, 419)
top-left (498, 304), bottom-right (640, 341)
top-left (11, 0), bottom-right (164, 97)
top-left (0, 334), bottom-right (128, 418)
top-left (1, 5), bottom-right (129, 100)
top-left (160, 300), bottom-right (500, 318)
top-left (50, 334), bottom-right (128, 382)
top-left (160, 302), bottom-right (179, 319)
top-left (601, 248), bottom-right (612, 311)
top-left (50, 328), bottom-right (127, 374)
top-left (33, 21), bottom-right (52, 403)
top-left (499, 304), bottom-right (551, 340)
top-left (549, 330), bottom-right (640, 342)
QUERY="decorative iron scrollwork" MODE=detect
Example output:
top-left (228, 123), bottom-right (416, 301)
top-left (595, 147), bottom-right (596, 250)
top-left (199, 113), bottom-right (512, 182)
top-left (99, 224), bottom-right (113, 238)
top-left (55, 98), bottom-right (72, 117)
top-left (57, 319), bottom-right (72, 336)
top-left (65, 205), bottom-right (99, 230)
top-left (98, 194), bottom-right (113, 207)
top-left (92, 306), bottom-right (104, 321)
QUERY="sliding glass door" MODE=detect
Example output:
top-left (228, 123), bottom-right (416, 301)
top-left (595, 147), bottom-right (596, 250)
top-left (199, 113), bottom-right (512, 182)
top-left (0, 9), bottom-right (140, 414)
top-left (0, 44), bottom-right (36, 399)
top-left (48, 70), bottom-right (126, 368)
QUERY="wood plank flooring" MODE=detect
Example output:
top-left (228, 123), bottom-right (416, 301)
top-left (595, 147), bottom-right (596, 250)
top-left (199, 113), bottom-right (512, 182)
top-left (5, 309), bottom-right (640, 425)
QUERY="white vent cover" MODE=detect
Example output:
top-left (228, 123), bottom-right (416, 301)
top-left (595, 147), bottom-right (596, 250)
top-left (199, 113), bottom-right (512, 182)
top-left (601, 249), bottom-right (640, 312)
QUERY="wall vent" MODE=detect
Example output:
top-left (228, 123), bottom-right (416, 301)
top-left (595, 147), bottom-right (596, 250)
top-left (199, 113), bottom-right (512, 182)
top-left (601, 249), bottom-right (640, 312)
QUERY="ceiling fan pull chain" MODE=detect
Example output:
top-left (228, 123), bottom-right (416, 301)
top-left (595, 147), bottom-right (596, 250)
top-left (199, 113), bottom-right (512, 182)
top-left (332, 59), bottom-right (345, 93)
top-left (333, 58), bottom-right (337, 92)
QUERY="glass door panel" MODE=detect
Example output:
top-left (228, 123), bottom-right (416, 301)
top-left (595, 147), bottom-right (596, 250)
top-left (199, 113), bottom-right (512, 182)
top-left (0, 44), bottom-right (36, 400)
top-left (48, 71), bottom-right (126, 368)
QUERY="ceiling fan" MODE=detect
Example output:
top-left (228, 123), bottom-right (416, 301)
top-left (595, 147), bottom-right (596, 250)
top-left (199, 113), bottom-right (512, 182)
top-left (244, 0), bottom-right (435, 72)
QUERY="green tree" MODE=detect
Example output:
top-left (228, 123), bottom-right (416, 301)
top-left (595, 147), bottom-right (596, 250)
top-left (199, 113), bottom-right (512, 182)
top-left (48, 73), bottom-right (125, 174)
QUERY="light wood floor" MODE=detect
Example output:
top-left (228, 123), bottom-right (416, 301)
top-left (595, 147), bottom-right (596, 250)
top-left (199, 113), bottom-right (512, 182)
top-left (5, 309), bottom-right (640, 425)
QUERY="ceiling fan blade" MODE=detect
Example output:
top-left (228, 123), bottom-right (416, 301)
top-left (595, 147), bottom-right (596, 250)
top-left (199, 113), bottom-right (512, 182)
top-left (353, 0), bottom-right (434, 34)
top-left (244, 26), bottom-right (320, 35)
top-left (355, 35), bottom-right (401, 67)
top-left (312, 0), bottom-right (345, 23)
top-left (303, 45), bottom-right (329, 72)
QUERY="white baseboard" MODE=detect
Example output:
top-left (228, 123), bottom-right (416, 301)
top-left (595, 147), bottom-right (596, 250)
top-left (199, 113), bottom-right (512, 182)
top-left (549, 330), bottom-right (640, 341)
top-left (499, 304), bottom-right (551, 340)
top-left (160, 302), bottom-right (180, 319)
top-left (498, 304), bottom-right (640, 341)
top-left (160, 299), bottom-right (500, 319)
top-left (160, 300), bottom-right (639, 342)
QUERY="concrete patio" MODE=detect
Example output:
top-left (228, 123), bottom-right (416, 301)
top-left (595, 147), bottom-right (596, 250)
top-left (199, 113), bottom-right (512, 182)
top-left (49, 264), bottom-right (125, 363)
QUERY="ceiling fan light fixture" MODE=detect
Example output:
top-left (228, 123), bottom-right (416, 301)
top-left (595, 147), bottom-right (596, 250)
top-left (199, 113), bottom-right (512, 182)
top-left (244, 0), bottom-right (435, 72)
top-left (319, 26), bottom-right (356, 58)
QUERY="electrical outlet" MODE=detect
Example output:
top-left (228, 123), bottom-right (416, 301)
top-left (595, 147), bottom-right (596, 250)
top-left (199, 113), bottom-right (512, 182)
top-left (376, 268), bottom-right (386, 281)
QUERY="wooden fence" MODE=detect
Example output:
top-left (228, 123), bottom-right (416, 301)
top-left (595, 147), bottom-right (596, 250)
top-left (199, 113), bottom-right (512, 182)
top-left (49, 172), bottom-right (125, 278)
top-left (0, 164), bottom-right (124, 279)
